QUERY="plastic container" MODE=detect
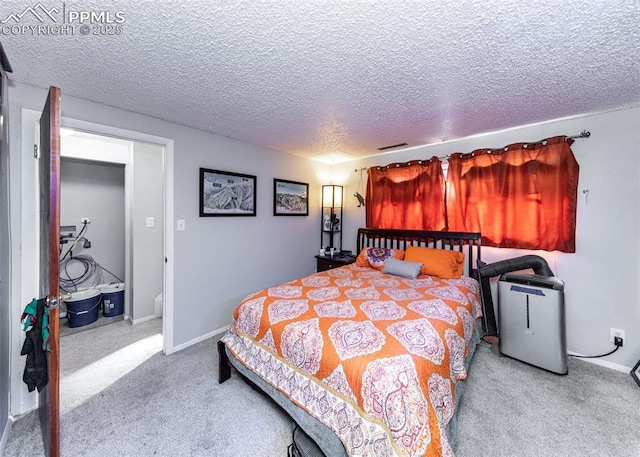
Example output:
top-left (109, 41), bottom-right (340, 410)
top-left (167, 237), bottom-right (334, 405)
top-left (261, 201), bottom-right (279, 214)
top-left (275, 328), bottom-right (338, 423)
top-left (65, 288), bottom-right (101, 328)
top-left (99, 283), bottom-right (125, 317)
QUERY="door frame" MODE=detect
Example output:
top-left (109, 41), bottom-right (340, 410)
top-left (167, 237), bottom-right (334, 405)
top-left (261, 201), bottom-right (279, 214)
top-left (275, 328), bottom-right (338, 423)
top-left (10, 110), bottom-right (176, 413)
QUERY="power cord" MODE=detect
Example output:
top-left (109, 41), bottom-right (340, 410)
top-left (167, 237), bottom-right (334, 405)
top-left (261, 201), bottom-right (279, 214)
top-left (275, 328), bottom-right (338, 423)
top-left (570, 337), bottom-right (623, 359)
top-left (59, 221), bottom-right (124, 291)
top-left (99, 264), bottom-right (124, 283)
top-left (61, 221), bottom-right (89, 261)
top-left (60, 254), bottom-right (102, 292)
top-left (60, 254), bottom-right (124, 292)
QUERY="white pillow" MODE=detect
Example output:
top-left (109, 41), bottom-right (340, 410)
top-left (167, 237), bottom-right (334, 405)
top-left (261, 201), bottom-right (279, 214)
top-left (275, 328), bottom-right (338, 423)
top-left (382, 258), bottom-right (423, 279)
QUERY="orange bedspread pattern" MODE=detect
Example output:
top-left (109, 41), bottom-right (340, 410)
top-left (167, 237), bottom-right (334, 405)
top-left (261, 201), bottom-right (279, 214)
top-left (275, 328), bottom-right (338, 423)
top-left (222, 263), bottom-right (482, 457)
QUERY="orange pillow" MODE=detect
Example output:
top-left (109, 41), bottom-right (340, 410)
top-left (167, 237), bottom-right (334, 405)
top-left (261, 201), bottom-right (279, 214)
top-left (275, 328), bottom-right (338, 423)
top-left (356, 247), bottom-right (404, 270)
top-left (404, 246), bottom-right (465, 278)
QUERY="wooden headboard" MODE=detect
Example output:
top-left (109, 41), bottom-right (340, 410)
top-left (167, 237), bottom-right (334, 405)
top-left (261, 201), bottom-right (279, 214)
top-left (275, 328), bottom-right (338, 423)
top-left (357, 228), bottom-right (482, 278)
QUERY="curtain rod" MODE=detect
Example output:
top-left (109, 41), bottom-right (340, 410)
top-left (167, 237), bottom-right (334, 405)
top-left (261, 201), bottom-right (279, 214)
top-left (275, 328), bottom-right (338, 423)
top-left (355, 130), bottom-right (591, 172)
top-left (568, 129), bottom-right (591, 139)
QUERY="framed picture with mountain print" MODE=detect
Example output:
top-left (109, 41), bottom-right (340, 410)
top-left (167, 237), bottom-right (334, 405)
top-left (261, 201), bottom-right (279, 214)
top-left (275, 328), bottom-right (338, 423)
top-left (273, 179), bottom-right (309, 216)
top-left (632, 359), bottom-right (640, 388)
top-left (200, 168), bottom-right (256, 216)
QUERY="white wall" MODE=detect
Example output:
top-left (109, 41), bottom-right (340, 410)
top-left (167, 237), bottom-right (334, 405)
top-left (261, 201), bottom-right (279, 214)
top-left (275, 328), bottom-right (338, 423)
top-left (172, 129), bottom-right (328, 346)
top-left (0, 66), bottom-right (11, 453)
top-left (132, 142), bottom-right (163, 322)
top-left (7, 81), bottom-right (330, 416)
top-left (333, 107), bottom-right (640, 369)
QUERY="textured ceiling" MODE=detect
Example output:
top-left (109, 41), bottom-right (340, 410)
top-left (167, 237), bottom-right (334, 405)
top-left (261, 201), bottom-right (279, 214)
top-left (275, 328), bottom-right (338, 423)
top-left (2, 0), bottom-right (639, 163)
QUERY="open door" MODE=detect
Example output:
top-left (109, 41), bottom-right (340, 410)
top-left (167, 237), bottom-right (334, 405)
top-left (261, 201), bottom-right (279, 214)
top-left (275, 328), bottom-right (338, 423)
top-left (38, 86), bottom-right (61, 457)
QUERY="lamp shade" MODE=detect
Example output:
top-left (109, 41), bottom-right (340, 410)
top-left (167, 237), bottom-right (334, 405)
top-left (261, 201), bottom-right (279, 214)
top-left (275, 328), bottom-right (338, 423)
top-left (322, 185), bottom-right (343, 208)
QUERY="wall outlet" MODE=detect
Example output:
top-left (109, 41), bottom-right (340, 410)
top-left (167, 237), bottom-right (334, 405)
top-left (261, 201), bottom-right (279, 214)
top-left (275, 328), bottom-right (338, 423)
top-left (610, 328), bottom-right (625, 343)
top-left (81, 217), bottom-right (90, 224)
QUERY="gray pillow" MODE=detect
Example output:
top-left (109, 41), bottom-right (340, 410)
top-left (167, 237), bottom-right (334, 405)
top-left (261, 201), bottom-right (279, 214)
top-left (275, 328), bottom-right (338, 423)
top-left (382, 257), bottom-right (423, 279)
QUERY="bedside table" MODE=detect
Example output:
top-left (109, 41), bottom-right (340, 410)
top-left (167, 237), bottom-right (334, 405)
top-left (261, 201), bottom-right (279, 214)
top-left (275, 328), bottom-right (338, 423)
top-left (315, 254), bottom-right (356, 272)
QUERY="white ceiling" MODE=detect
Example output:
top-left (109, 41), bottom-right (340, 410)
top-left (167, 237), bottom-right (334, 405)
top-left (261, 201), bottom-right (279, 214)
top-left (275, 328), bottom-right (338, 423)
top-left (2, 0), bottom-right (639, 163)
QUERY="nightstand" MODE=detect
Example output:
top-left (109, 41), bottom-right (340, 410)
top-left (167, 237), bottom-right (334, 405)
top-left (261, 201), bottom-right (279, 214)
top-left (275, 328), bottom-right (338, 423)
top-left (315, 254), bottom-right (356, 272)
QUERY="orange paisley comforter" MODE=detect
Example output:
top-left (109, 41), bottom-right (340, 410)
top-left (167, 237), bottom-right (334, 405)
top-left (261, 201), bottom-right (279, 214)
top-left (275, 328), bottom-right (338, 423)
top-left (222, 263), bottom-right (482, 457)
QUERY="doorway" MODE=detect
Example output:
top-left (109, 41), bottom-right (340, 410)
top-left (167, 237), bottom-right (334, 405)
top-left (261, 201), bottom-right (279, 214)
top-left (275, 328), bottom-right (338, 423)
top-left (59, 157), bottom-right (126, 334)
top-left (10, 109), bottom-right (175, 423)
top-left (59, 128), bottom-right (165, 329)
top-left (56, 128), bottom-right (166, 454)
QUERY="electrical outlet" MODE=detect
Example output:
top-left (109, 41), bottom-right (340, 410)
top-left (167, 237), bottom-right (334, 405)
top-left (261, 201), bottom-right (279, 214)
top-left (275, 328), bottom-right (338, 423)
top-left (610, 328), bottom-right (625, 344)
top-left (81, 217), bottom-right (90, 224)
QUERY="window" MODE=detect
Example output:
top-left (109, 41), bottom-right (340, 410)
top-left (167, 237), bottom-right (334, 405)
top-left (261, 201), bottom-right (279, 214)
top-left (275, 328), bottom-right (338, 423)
top-left (366, 158), bottom-right (446, 231)
top-left (367, 137), bottom-right (579, 252)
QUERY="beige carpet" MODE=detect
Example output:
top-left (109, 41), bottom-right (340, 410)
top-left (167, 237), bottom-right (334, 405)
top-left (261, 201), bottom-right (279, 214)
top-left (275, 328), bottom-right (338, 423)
top-left (6, 319), bottom-right (640, 456)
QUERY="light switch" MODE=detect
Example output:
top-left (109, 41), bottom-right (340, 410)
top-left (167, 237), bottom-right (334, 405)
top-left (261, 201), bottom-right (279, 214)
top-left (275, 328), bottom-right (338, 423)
top-left (146, 217), bottom-right (155, 228)
top-left (177, 219), bottom-right (186, 231)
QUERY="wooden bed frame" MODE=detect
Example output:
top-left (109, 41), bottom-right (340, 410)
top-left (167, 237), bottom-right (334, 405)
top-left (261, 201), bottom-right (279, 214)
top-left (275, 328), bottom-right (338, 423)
top-left (357, 227), bottom-right (482, 279)
top-left (219, 227), bottom-right (482, 382)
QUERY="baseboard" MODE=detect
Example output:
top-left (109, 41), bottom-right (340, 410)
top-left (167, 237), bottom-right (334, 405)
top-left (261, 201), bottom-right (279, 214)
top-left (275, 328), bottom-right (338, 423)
top-left (1, 416), bottom-right (12, 457)
top-left (171, 324), bottom-right (230, 353)
top-left (131, 314), bottom-right (159, 326)
top-left (568, 351), bottom-right (631, 373)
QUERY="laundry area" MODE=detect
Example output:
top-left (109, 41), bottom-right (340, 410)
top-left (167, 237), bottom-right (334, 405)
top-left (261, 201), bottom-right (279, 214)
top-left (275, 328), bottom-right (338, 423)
top-left (58, 129), bottom-right (164, 335)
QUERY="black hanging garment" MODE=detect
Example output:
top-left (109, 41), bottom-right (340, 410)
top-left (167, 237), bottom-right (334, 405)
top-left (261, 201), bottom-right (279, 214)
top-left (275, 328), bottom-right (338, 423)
top-left (21, 298), bottom-right (49, 392)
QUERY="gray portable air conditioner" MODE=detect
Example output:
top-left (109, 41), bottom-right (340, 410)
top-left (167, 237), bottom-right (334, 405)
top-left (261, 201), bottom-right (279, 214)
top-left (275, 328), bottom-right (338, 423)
top-left (498, 273), bottom-right (567, 374)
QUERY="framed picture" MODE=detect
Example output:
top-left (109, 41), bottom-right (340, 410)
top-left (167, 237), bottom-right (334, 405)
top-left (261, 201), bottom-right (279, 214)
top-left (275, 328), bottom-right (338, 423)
top-left (199, 168), bottom-right (256, 217)
top-left (273, 179), bottom-right (309, 216)
top-left (632, 359), bottom-right (640, 388)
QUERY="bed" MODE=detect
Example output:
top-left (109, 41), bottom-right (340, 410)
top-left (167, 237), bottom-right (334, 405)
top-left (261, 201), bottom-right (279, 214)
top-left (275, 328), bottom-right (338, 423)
top-left (218, 228), bottom-right (483, 457)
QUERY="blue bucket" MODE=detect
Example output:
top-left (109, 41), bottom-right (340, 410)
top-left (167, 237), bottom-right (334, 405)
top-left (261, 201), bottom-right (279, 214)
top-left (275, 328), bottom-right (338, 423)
top-left (99, 283), bottom-right (125, 317)
top-left (65, 289), bottom-right (101, 328)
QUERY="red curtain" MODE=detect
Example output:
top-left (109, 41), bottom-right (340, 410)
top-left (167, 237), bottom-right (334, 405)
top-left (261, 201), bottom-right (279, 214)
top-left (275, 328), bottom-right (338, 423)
top-left (446, 136), bottom-right (579, 252)
top-left (366, 158), bottom-right (446, 230)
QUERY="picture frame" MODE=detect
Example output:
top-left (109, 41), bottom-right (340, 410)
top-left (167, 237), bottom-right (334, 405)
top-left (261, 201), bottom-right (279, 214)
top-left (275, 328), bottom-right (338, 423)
top-left (199, 168), bottom-right (256, 217)
top-left (273, 179), bottom-right (309, 216)
top-left (631, 359), bottom-right (640, 388)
